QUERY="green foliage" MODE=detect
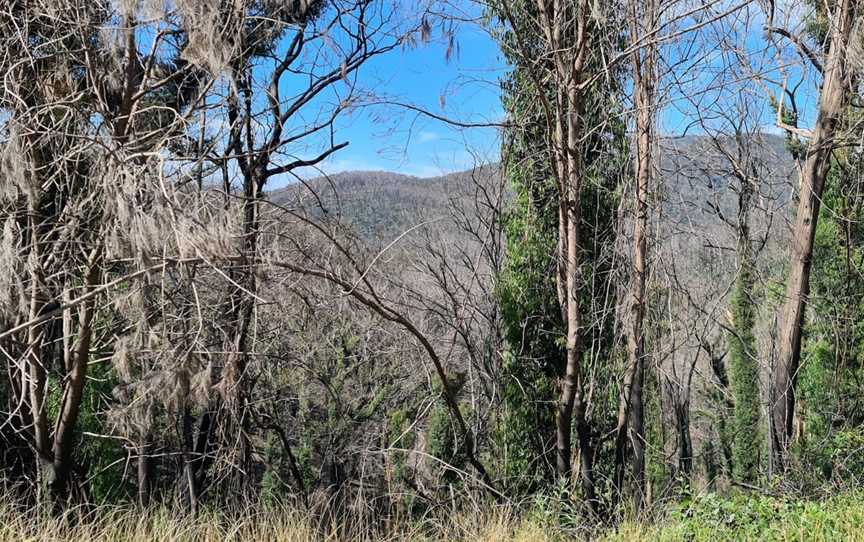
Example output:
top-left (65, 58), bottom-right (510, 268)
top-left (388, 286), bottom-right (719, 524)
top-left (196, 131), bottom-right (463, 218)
top-left (644, 359), bottom-right (667, 493)
top-left (495, 352), bottom-right (557, 495)
top-left (294, 431), bottom-right (316, 493)
top-left (487, 0), bottom-right (628, 498)
top-left (727, 259), bottom-right (761, 483)
top-left (77, 362), bottom-right (128, 502)
top-left (786, 0), bottom-right (864, 490)
top-left (45, 360), bottom-right (129, 503)
top-left (260, 433), bottom-right (289, 505)
top-left (798, 149), bottom-right (864, 486)
top-left (827, 429), bottom-right (864, 487)
top-left (387, 407), bottom-right (417, 484)
top-left (426, 374), bottom-right (468, 484)
top-left (608, 492), bottom-right (864, 542)
top-left (802, 0), bottom-right (830, 48)
top-left (491, 22), bottom-right (563, 492)
top-left (426, 402), bottom-right (468, 484)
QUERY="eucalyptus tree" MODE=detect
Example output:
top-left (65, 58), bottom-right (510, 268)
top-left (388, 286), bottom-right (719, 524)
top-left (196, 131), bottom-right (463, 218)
top-left (487, 0), bottom-right (629, 509)
top-left (765, 0), bottom-right (859, 470)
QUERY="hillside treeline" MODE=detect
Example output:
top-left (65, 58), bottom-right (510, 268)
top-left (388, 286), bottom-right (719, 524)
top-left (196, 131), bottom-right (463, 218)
top-left (1, 0), bottom-right (863, 530)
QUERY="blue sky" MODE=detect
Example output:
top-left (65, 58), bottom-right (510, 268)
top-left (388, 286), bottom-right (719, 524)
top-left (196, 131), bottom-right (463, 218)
top-left (312, 22), bottom-right (506, 179)
top-left (279, 1), bottom-right (818, 182)
top-left (655, 2), bottom-right (819, 138)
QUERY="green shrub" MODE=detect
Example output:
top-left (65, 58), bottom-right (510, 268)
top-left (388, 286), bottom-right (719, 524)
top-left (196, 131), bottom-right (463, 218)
top-left (608, 492), bottom-right (864, 542)
top-left (828, 429), bottom-right (864, 488)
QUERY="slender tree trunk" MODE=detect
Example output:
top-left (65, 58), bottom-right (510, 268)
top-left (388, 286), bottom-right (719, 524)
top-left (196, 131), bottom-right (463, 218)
top-left (208, 75), bottom-right (258, 497)
top-left (183, 450), bottom-right (199, 514)
top-left (27, 281), bottom-right (51, 476)
top-left (49, 255), bottom-right (99, 498)
top-left (628, 23), bottom-right (654, 514)
top-left (555, 88), bottom-right (570, 320)
top-left (772, 0), bottom-right (856, 468)
top-left (535, 0), bottom-right (597, 508)
top-left (675, 398), bottom-right (693, 476)
top-left (558, 77), bottom-right (599, 507)
top-left (614, 0), bottom-right (655, 512)
top-left (181, 405), bottom-right (206, 514)
top-left (268, 424), bottom-right (308, 506)
top-left (557, 190), bottom-right (579, 476)
top-left (25, 184), bottom-right (54, 499)
top-left (138, 430), bottom-right (151, 508)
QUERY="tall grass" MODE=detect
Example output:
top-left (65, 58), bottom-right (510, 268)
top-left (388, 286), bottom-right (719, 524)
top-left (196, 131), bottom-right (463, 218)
top-left (2, 492), bottom-right (864, 541)
top-left (0, 499), bottom-right (556, 542)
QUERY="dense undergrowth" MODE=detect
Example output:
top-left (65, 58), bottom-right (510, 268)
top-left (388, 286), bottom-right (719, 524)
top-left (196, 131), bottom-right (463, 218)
top-left (612, 492), bottom-right (864, 542)
top-left (2, 492), bottom-right (863, 541)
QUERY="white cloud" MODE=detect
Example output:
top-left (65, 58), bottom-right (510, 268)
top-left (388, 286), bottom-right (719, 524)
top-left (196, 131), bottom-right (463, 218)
top-left (417, 131), bottom-right (439, 143)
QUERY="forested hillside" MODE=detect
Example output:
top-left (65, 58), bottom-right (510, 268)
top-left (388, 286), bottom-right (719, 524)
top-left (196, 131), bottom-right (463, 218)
top-left (3, 0), bottom-right (864, 540)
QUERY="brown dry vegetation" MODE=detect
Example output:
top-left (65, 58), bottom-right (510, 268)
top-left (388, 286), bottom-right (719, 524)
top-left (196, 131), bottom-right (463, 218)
top-left (4, 0), bottom-right (864, 539)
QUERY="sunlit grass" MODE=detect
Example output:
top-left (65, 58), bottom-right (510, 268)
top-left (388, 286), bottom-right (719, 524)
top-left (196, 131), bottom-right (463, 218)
top-left (1, 492), bottom-right (863, 541)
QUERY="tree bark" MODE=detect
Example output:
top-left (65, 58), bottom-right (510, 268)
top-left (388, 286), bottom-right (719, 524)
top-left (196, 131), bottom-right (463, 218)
top-left (771, 0), bottom-right (856, 469)
top-left (49, 254), bottom-right (99, 498)
top-left (675, 398), bottom-right (693, 476)
top-left (25, 190), bottom-right (53, 498)
top-left (558, 68), bottom-right (598, 508)
top-left (614, 0), bottom-right (656, 512)
top-left (138, 430), bottom-right (152, 508)
top-left (533, 0), bottom-right (597, 507)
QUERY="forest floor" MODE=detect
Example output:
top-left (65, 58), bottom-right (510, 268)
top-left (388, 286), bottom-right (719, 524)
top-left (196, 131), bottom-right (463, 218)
top-left (2, 492), bottom-right (863, 541)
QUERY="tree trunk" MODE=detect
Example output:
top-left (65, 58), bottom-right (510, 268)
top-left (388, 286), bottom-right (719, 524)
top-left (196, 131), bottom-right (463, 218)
top-left (772, 0), bottom-right (856, 469)
top-left (675, 399), bottom-right (693, 477)
top-left (49, 256), bottom-right (99, 499)
top-left (614, 0), bottom-right (655, 512)
top-left (138, 430), bottom-right (152, 508)
top-left (181, 406), bottom-right (208, 514)
top-left (558, 77), bottom-right (599, 507)
top-left (26, 195), bottom-right (52, 495)
top-left (627, 2), bottom-right (655, 513)
top-left (531, 0), bottom-right (595, 507)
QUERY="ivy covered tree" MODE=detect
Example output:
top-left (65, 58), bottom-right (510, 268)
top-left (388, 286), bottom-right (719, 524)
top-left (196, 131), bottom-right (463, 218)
top-left (727, 172), bottom-right (760, 484)
top-left (488, 0), bottom-right (628, 504)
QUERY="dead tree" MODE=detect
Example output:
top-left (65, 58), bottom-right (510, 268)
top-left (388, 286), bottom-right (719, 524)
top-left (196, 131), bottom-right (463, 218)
top-left (0, 1), bottom-right (207, 501)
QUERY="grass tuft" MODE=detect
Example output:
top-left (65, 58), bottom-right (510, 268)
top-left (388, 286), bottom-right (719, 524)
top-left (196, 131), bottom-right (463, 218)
top-left (2, 492), bottom-right (864, 541)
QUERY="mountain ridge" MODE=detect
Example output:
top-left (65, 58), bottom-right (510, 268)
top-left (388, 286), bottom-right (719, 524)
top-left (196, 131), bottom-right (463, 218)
top-left (268, 134), bottom-right (794, 245)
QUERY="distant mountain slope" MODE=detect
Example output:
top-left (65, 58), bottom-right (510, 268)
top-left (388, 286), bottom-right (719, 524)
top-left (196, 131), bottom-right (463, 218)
top-left (658, 134), bottom-right (794, 227)
top-left (268, 135), bottom-right (795, 249)
top-left (268, 166), bottom-right (502, 244)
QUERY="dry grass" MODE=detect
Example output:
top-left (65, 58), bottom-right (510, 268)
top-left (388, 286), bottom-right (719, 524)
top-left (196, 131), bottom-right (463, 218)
top-left (0, 501), bottom-right (561, 542)
top-left (3, 493), bottom-right (864, 541)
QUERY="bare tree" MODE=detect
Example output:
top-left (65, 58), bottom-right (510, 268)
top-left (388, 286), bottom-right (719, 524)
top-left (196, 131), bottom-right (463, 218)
top-left (614, 0), bottom-right (659, 512)
top-left (0, 0), bottom-right (211, 500)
